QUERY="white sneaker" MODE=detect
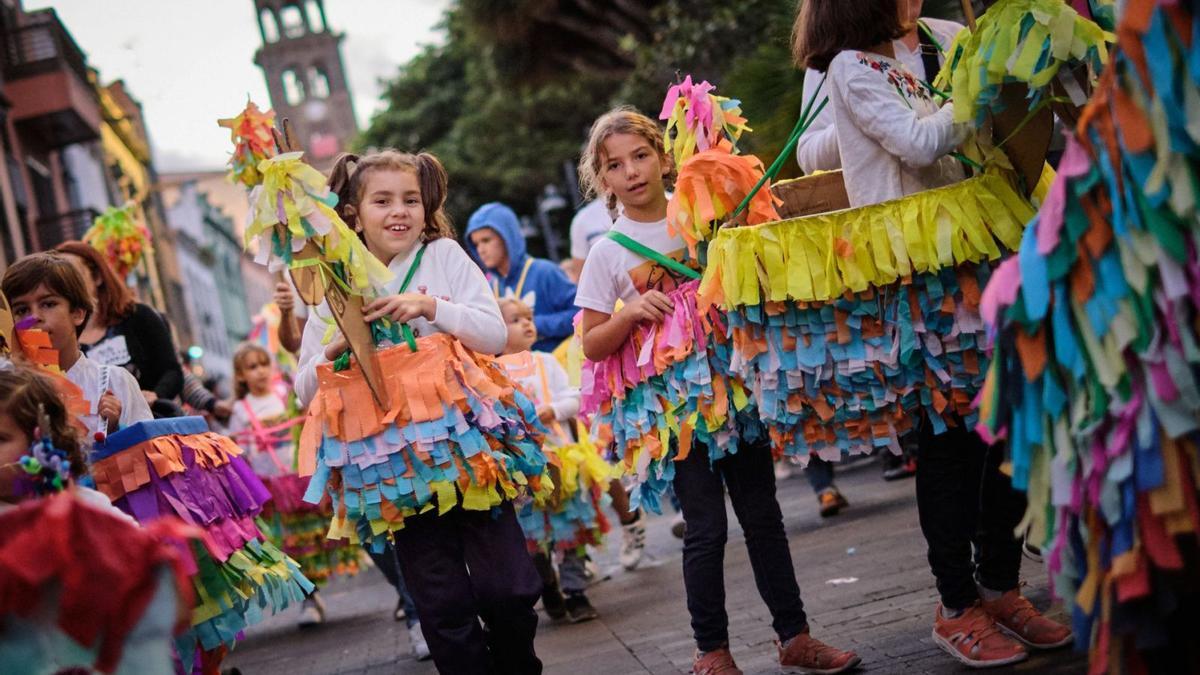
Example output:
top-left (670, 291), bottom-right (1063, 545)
top-left (619, 517), bottom-right (646, 570)
top-left (298, 594), bottom-right (326, 627)
top-left (774, 460), bottom-right (794, 481)
top-left (670, 512), bottom-right (686, 539)
top-left (409, 622), bottom-right (432, 661)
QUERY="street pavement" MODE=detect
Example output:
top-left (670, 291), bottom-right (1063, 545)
top-left (226, 457), bottom-right (1086, 675)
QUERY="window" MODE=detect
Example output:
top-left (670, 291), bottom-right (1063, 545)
top-left (282, 68), bottom-right (305, 105)
top-left (260, 8), bottom-right (279, 42)
top-left (306, 0), bottom-right (325, 32)
top-left (307, 65), bottom-right (330, 98)
top-left (280, 3), bottom-right (306, 39)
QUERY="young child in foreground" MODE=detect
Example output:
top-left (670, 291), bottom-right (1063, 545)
top-left (1, 253), bottom-right (151, 448)
top-left (574, 107), bottom-right (860, 675)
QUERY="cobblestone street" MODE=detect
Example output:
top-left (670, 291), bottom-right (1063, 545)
top-left (227, 458), bottom-right (1086, 675)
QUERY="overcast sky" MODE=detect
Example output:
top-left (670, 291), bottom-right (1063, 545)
top-left (27, 0), bottom-right (450, 172)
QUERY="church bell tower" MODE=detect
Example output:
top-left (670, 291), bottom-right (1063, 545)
top-left (253, 0), bottom-right (357, 170)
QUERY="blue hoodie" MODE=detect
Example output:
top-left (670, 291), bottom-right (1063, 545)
top-left (465, 203), bottom-right (578, 352)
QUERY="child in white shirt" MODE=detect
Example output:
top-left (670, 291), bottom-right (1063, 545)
top-left (1, 253), bottom-right (151, 449)
top-left (496, 298), bottom-right (604, 624)
top-left (294, 149), bottom-right (541, 673)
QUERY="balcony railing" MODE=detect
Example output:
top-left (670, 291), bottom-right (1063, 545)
top-left (35, 207), bottom-right (99, 250)
top-left (2, 10), bottom-right (90, 83)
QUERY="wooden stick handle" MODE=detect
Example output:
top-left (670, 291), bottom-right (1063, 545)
top-left (960, 0), bottom-right (977, 30)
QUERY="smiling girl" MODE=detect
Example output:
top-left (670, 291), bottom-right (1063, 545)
top-left (294, 150), bottom-right (544, 674)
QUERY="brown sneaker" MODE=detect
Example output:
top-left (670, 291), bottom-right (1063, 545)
top-left (981, 590), bottom-right (1072, 649)
top-left (778, 629), bottom-right (861, 674)
top-left (817, 488), bottom-right (848, 518)
top-left (932, 603), bottom-right (1027, 668)
top-left (692, 647), bottom-right (742, 675)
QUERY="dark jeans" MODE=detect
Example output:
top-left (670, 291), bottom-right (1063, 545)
top-left (915, 422), bottom-right (1026, 610)
top-left (392, 501), bottom-right (543, 675)
top-left (365, 541), bottom-right (419, 629)
top-left (673, 438), bottom-right (808, 651)
top-left (805, 456), bottom-right (835, 493)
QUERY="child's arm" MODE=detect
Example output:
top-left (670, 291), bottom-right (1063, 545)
top-left (532, 264), bottom-right (579, 344)
top-left (540, 354), bottom-right (579, 421)
top-left (836, 56), bottom-right (967, 168)
top-left (112, 367), bottom-right (152, 427)
top-left (579, 291), bottom-right (674, 361)
top-left (294, 306), bottom-right (331, 408)
top-left (796, 70), bottom-right (840, 174)
top-left (420, 242), bottom-right (507, 355)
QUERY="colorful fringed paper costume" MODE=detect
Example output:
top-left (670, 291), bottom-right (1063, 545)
top-left (700, 172), bottom-right (1033, 460)
top-left (230, 392), bottom-right (361, 586)
top-left (89, 417), bottom-right (314, 664)
top-left (499, 351), bottom-right (612, 554)
top-left (245, 153), bottom-right (390, 291)
top-left (979, 0), bottom-right (1200, 669)
top-left (581, 277), bottom-right (761, 509)
top-left (936, 0), bottom-right (1113, 125)
top-left (298, 334), bottom-right (551, 549)
top-left (0, 493), bottom-right (197, 675)
top-left (83, 204), bottom-right (153, 280)
top-left (515, 435), bottom-right (611, 554)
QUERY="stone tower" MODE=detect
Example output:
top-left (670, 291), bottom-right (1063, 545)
top-left (253, 0), bottom-right (357, 170)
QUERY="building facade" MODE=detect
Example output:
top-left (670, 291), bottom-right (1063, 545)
top-left (0, 3), bottom-right (103, 268)
top-left (160, 178), bottom-right (255, 386)
top-left (0, 3), bottom-right (186, 350)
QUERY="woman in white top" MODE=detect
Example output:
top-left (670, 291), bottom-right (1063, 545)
top-left (794, 0), bottom-right (968, 208)
top-left (795, 1), bottom-right (965, 175)
top-left (792, 1), bottom-right (1072, 668)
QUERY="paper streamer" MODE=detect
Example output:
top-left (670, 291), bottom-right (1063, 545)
top-left (299, 335), bottom-right (552, 549)
top-left (91, 417), bottom-right (314, 660)
top-left (979, 0), bottom-right (1200, 668)
top-left (936, 0), bottom-right (1113, 124)
top-left (581, 280), bottom-right (762, 509)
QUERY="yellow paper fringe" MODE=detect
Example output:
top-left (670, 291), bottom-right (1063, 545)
top-left (702, 172), bottom-right (1034, 307)
top-left (246, 152), bottom-right (391, 293)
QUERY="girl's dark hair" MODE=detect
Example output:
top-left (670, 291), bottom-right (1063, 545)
top-left (54, 240), bottom-right (136, 326)
top-left (0, 367), bottom-right (87, 479)
top-left (231, 342), bottom-right (272, 401)
top-left (327, 150), bottom-right (454, 243)
top-left (1, 252), bottom-right (93, 336)
top-left (792, 0), bottom-right (909, 72)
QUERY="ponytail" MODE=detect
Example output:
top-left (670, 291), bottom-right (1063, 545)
top-left (327, 152), bottom-right (361, 224)
top-left (415, 153), bottom-right (454, 241)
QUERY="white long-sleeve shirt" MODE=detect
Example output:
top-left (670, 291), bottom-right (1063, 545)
top-left (67, 354), bottom-right (153, 443)
top-left (796, 19), bottom-right (965, 174)
top-left (499, 350), bottom-right (579, 447)
top-left (295, 238), bottom-right (506, 407)
top-left (827, 49), bottom-right (968, 207)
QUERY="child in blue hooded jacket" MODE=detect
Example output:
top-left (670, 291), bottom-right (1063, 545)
top-left (466, 202), bottom-right (578, 352)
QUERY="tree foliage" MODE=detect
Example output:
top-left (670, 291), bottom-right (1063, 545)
top-left (359, 0), bottom-right (969, 247)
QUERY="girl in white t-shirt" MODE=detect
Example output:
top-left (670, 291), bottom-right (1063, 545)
top-left (227, 343), bottom-right (295, 477)
top-left (793, 0), bottom-right (1071, 667)
top-left (575, 108), bottom-right (859, 674)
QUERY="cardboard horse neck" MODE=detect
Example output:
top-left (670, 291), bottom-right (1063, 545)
top-left (272, 120), bottom-right (391, 410)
